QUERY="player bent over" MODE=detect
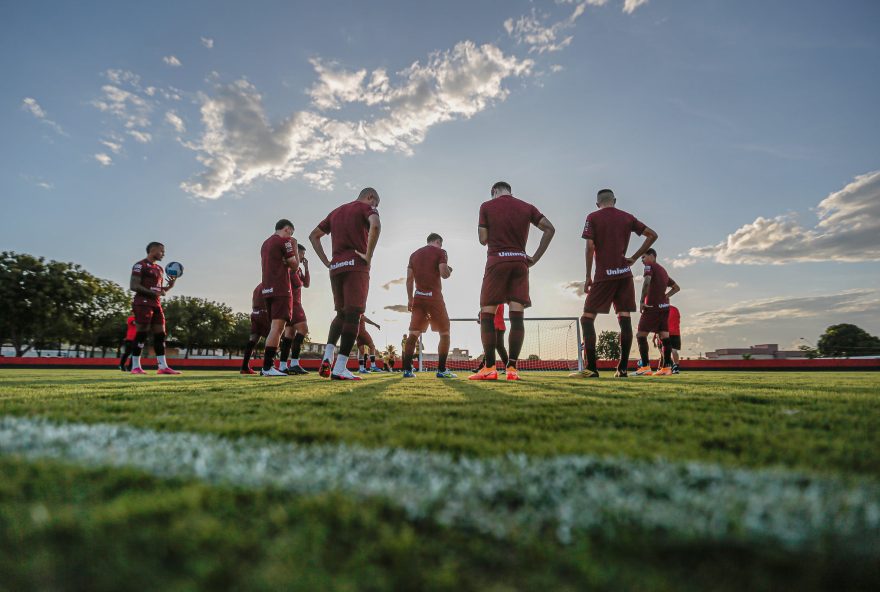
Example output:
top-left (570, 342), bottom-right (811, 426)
top-left (634, 249), bottom-right (680, 376)
top-left (470, 181), bottom-right (555, 381)
top-left (573, 189), bottom-right (657, 379)
top-left (310, 187), bottom-right (381, 381)
top-left (279, 244), bottom-right (311, 375)
top-left (357, 315), bottom-right (381, 373)
top-left (241, 282), bottom-right (272, 374)
top-left (403, 233), bottom-right (455, 378)
top-left (129, 242), bottom-right (180, 374)
top-left (259, 219), bottom-right (299, 376)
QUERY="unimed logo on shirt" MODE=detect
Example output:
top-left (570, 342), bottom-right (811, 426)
top-left (414, 289), bottom-right (433, 297)
top-left (330, 259), bottom-right (355, 271)
top-left (606, 266), bottom-right (631, 276)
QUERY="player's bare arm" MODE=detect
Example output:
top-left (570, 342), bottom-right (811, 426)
top-left (585, 239), bottom-right (595, 289)
top-left (439, 261), bottom-right (452, 279)
top-left (639, 276), bottom-right (653, 313)
top-left (308, 227), bottom-right (332, 269)
top-left (300, 258), bottom-right (310, 287)
top-left (478, 226), bottom-right (488, 246)
top-left (406, 266), bottom-right (415, 311)
top-left (626, 227), bottom-right (658, 265)
top-left (666, 281), bottom-right (680, 300)
top-left (355, 213), bottom-right (381, 264)
top-left (130, 274), bottom-right (160, 298)
top-left (527, 217), bottom-right (555, 267)
top-left (363, 315), bottom-right (381, 330)
top-left (284, 237), bottom-right (299, 272)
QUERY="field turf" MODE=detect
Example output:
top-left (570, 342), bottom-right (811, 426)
top-left (1, 369), bottom-right (879, 590)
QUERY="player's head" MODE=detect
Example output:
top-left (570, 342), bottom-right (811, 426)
top-left (146, 241), bottom-right (165, 260)
top-left (641, 248), bottom-right (657, 264)
top-left (358, 187), bottom-right (380, 208)
top-left (597, 188), bottom-right (616, 208)
top-left (275, 218), bottom-right (294, 237)
top-left (426, 232), bottom-right (443, 247)
top-left (491, 181), bottom-right (512, 198)
top-left (298, 244), bottom-right (306, 255)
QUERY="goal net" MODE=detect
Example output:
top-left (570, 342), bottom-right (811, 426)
top-left (416, 317), bottom-right (583, 372)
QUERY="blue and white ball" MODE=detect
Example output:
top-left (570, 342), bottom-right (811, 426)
top-left (166, 261), bottom-right (184, 279)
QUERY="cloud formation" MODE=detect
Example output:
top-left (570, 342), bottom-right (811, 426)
top-left (21, 97), bottom-right (65, 135)
top-left (382, 277), bottom-right (406, 290)
top-left (182, 41), bottom-right (533, 198)
top-left (561, 280), bottom-right (587, 297)
top-left (94, 153), bottom-right (113, 166)
top-left (384, 304), bottom-right (409, 313)
top-left (201, 37), bottom-right (214, 49)
top-left (623, 0), bottom-right (650, 14)
top-left (165, 111), bottom-right (186, 133)
top-left (504, 2), bottom-right (588, 54)
top-left (677, 170), bottom-right (880, 266)
top-left (163, 55), bottom-right (182, 67)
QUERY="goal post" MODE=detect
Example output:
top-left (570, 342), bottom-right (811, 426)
top-left (416, 317), bottom-right (583, 372)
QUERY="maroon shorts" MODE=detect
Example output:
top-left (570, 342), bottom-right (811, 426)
top-left (264, 292), bottom-right (292, 322)
top-left (133, 303), bottom-right (165, 328)
top-left (331, 271), bottom-right (369, 314)
top-left (250, 311), bottom-right (270, 338)
top-left (480, 261), bottom-right (530, 307)
top-left (584, 278), bottom-right (636, 315)
top-left (637, 306), bottom-right (670, 334)
top-left (409, 299), bottom-right (450, 333)
top-left (289, 303), bottom-right (307, 326)
top-left (356, 328), bottom-right (375, 348)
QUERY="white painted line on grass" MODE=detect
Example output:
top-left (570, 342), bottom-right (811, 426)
top-left (1, 415), bottom-right (878, 553)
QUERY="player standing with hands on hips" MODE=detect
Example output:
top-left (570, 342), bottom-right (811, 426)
top-left (310, 187), bottom-right (381, 381)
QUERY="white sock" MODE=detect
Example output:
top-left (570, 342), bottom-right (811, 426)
top-left (157, 355), bottom-right (168, 369)
top-left (323, 344), bottom-right (336, 362)
top-left (333, 354), bottom-right (350, 374)
top-left (290, 358), bottom-right (300, 367)
top-left (132, 356), bottom-right (142, 370)
top-left (279, 360), bottom-right (288, 371)
top-left (359, 365), bottom-right (365, 372)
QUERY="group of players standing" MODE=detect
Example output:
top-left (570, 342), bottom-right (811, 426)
top-left (125, 182), bottom-right (681, 380)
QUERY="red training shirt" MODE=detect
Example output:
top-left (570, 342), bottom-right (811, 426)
top-left (317, 200), bottom-right (379, 276)
top-left (582, 207), bottom-right (647, 283)
top-left (643, 261), bottom-right (675, 307)
top-left (290, 266), bottom-right (310, 305)
top-left (668, 306), bottom-right (681, 336)
top-left (478, 195), bottom-right (544, 268)
top-left (252, 283), bottom-right (266, 313)
top-left (125, 315), bottom-right (137, 340)
top-left (260, 234), bottom-right (295, 296)
top-left (408, 245), bottom-right (448, 302)
top-left (131, 258), bottom-right (164, 306)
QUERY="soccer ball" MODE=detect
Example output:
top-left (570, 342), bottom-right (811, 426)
top-left (166, 261), bottom-right (184, 279)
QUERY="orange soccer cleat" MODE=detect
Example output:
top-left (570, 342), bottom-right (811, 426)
top-left (653, 367), bottom-right (673, 376)
top-left (505, 367), bottom-right (521, 381)
top-left (468, 366), bottom-right (498, 381)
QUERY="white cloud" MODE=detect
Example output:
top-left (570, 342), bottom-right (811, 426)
top-left (163, 55), bottom-right (182, 67)
top-left (164, 111), bottom-right (186, 133)
top-left (92, 84), bottom-right (151, 129)
top-left (127, 130), bottom-right (152, 143)
top-left (200, 37), bottom-right (214, 49)
top-left (561, 280), bottom-right (587, 297)
top-left (504, 2), bottom-right (587, 54)
top-left (678, 171), bottom-right (880, 266)
top-left (182, 41), bottom-right (533, 198)
top-left (382, 277), bottom-right (406, 290)
top-left (623, 0), bottom-right (650, 14)
top-left (21, 97), bottom-right (65, 135)
top-left (94, 153), bottom-right (113, 166)
top-left (100, 139), bottom-right (122, 153)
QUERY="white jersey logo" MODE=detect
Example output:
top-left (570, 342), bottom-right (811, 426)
top-left (330, 259), bottom-right (356, 270)
top-left (496, 251), bottom-right (526, 258)
top-left (605, 266), bottom-right (631, 276)
top-left (414, 289), bottom-right (433, 297)
top-left (262, 286), bottom-right (274, 295)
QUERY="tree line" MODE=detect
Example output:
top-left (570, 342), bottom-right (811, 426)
top-left (0, 252), bottom-right (252, 358)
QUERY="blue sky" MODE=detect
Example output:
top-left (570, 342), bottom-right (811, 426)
top-left (3, 0), bottom-right (879, 357)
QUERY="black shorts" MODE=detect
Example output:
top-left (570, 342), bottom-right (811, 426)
top-left (668, 335), bottom-right (681, 350)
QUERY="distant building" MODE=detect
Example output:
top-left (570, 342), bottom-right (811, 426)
top-left (705, 343), bottom-right (806, 360)
top-left (418, 347), bottom-right (472, 362)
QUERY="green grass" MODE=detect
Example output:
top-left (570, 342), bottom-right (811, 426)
top-left (1, 370), bottom-right (879, 475)
top-left (1, 369), bottom-right (879, 590)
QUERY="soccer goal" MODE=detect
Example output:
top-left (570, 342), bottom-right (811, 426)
top-left (416, 317), bottom-right (583, 372)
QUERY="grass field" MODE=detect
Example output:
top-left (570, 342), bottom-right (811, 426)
top-left (1, 369), bottom-right (879, 590)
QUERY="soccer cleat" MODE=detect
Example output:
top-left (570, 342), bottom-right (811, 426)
top-left (119, 365), bottom-right (128, 372)
top-left (240, 367), bottom-right (257, 375)
top-left (261, 367), bottom-right (287, 377)
top-left (331, 368), bottom-right (362, 381)
top-left (435, 369), bottom-right (457, 379)
top-left (130, 367), bottom-right (147, 375)
top-left (402, 369), bottom-right (416, 378)
top-left (614, 369), bottom-right (628, 378)
top-left (671, 364), bottom-right (680, 375)
top-left (653, 367), bottom-right (673, 376)
top-left (358, 368), bottom-right (370, 374)
top-left (287, 365), bottom-right (309, 375)
top-left (318, 359), bottom-right (332, 378)
top-left (634, 363), bottom-right (653, 376)
top-left (157, 367), bottom-right (181, 375)
top-left (568, 369), bottom-right (600, 379)
top-left (468, 367), bottom-right (498, 381)
top-left (505, 367), bottom-right (521, 381)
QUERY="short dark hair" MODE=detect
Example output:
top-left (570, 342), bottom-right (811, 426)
top-left (426, 233), bottom-right (442, 244)
top-left (597, 188), bottom-right (615, 198)
top-left (298, 244), bottom-right (306, 253)
top-left (644, 248), bottom-right (657, 257)
top-left (358, 187), bottom-right (377, 201)
top-left (275, 219), bottom-right (294, 231)
top-left (145, 241), bottom-right (164, 253)
top-left (491, 181), bottom-right (511, 194)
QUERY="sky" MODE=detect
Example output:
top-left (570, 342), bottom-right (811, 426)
top-left (3, 0), bottom-right (880, 358)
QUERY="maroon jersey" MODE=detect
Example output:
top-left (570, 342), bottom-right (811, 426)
top-left (643, 261), bottom-right (674, 306)
top-left (582, 207), bottom-right (647, 283)
top-left (290, 267), bottom-right (309, 305)
top-left (408, 245), bottom-right (448, 302)
top-left (261, 234), bottom-right (295, 296)
top-left (131, 258), bottom-right (164, 305)
top-left (317, 200), bottom-right (379, 276)
top-left (252, 283), bottom-right (266, 313)
top-left (478, 195), bottom-right (544, 268)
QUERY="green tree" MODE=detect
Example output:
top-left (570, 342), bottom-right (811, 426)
top-left (817, 324), bottom-right (880, 358)
top-left (222, 312), bottom-right (253, 358)
top-left (797, 344), bottom-right (820, 359)
top-left (164, 296), bottom-right (235, 357)
top-left (68, 275), bottom-right (130, 356)
top-left (597, 330), bottom-right (620, 360)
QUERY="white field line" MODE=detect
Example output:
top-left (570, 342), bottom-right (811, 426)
top-left (1, 415), bottom-right (879, 554)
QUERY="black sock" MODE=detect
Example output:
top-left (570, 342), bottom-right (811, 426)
top-left (362, 352), bottom-right (368, 368)
top-left (438, 335), bottom-right (450, 372)
top-left (291, 334), bottom-right (305, 360)
top-left (327, 313), bottom-right (344, 347)
top-left (495, 330), bottom-right (508, 367)
top-left (279, 336), bottom-right (292, 363)
top-left (338, 313), bottom-right (360, 359)
top-left (480, 313), bottom-right (496, 366)
top-left (262, 346), bottom-right (277, 371)
top-left (403, 334), bottom-right (418, 371)
top-left (637, 336), bottom-right (650, 366)
top-left (508, 311), bottom-right (524, 367)
top-left (120, 341), bottom-right (133, 366)
top-left (370, 354), bottom-right (375, 367)
top-left (617, 316), bottom-right (632, 371)
top-left (662, 338), bottom-right (673, 367)
top-left (581, 317), bottom-right (597, 371)
top-left (132, 332), bottom-right (148, 357)
top-left (242, 340), bottom-right (256, 370)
